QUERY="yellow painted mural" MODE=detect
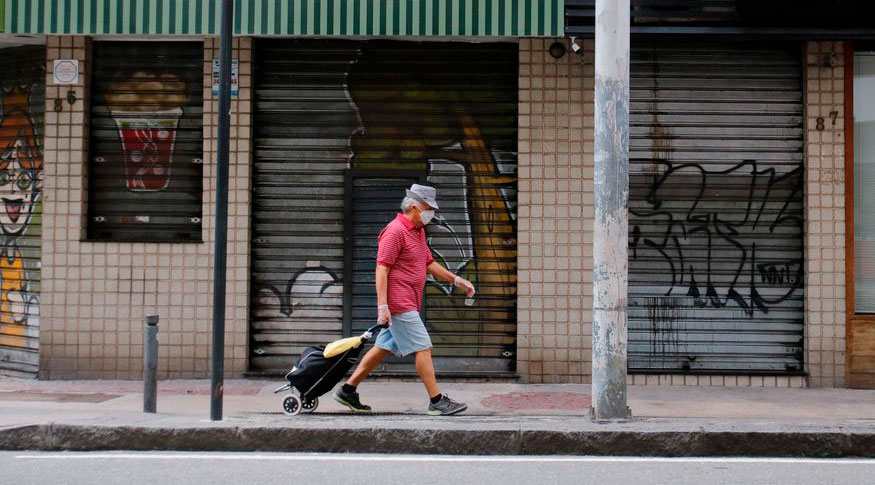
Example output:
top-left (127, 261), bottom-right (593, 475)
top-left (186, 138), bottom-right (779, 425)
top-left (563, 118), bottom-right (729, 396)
top-left (0, 46), bottom-right (44, 376)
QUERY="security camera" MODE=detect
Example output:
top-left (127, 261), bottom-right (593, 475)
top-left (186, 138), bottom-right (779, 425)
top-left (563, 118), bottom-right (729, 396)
top-left (570, 37), bottom-right (582, 54)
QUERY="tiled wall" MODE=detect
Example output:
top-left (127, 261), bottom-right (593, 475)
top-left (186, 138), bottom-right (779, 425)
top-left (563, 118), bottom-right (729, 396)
top-left (629, 374), bottom-right (808, 388)
top-left (519, 38), bottom-right (849, 388)
top-left (517, 38), bottom-right (595, 384)
top-left (39, 36), bottom-right (253, 378)
top-left (804, 41), bottom-right (847, 388)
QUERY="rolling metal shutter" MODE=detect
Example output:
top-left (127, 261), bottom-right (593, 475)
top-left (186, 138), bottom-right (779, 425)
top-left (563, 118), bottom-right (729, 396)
top-left (0, 45), bottom-right (44, 378)
top-left (250, 40), bottom-right (517, 375)
top-left (628, 43), bottom-right (805, 373)
top-left (344, 172), bottom-right (422, 373)
top-left (249, 41), bottom-right (360, 372)
top-left (88, 41), bottom-right (203, 242)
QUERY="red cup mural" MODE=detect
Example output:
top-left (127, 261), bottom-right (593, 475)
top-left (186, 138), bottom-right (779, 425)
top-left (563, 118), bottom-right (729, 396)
top-left (105, 72), bottom-right (187, 192)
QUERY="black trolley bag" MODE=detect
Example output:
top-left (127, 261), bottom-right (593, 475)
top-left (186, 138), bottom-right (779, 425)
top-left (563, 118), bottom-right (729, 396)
top-left (273, 323), bottom-right (387, 415)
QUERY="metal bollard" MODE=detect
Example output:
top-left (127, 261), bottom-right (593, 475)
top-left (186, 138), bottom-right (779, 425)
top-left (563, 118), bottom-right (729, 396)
top-left (144, 315), bottom-right (159, 413)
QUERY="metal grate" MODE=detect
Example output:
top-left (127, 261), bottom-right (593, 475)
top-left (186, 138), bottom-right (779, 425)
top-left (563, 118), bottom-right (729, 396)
top-left (250, 40), bottom-right (518, 375)
top-left (565, 0), bottom-right (875, 37)
top-left (627, 43), bottom-right (805, 374)
top-left (566, 0), bottom-right (737, 36)
top-left (632, 0), bottom-right (737, 24)
top-left (0, 44), bottom-right (44, 378)
top-left (87, 41), bottom-right (203, 242)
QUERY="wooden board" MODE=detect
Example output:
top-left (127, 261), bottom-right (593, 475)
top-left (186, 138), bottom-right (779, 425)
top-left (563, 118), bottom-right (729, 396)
top-left (849, 319), bottom-right (875, 389)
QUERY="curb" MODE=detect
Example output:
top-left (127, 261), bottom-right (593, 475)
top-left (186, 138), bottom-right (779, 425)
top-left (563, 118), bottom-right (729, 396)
top-left (2, 424), bottom-right (875, 457)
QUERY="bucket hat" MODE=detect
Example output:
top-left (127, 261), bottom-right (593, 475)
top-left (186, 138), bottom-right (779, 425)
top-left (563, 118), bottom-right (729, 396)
top-left (406, 183), bottom-right (439, 210)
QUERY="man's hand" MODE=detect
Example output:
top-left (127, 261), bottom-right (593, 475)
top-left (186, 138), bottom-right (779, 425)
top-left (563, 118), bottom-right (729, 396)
top-left (453, 276), bottom-right (476, 298)
top-left (378, 305), bottom-right (392, 325)
top-left (427, 262), bottom-right (476, 299)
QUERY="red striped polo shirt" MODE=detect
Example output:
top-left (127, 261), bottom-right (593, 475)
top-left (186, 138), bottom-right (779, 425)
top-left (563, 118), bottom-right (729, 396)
top-left (376, 213), bottom-right (435, 315)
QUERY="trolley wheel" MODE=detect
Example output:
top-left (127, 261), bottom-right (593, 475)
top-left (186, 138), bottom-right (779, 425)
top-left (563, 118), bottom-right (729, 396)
top-left (282, 394), bottom-right (302, 416)
top-left (302, 396), bottom-right (319, 413)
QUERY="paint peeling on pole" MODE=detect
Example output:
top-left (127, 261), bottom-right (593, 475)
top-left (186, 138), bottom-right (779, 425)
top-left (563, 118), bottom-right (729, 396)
top-left (592, 0), bottom-right (631, 421)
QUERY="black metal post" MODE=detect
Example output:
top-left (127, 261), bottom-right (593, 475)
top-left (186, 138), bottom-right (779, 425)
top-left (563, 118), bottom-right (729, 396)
top-left (143, 315), bottom-right (158, 413)
top-left (211, 0), bottom-right (233, 422)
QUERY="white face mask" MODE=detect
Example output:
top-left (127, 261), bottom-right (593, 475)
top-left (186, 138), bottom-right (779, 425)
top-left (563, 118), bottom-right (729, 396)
top-left (418, 208), bottom-right (435, 226)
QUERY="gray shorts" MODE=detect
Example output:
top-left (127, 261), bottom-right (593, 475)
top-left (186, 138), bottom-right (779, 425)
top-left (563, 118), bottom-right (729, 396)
top-left (374, 311), bottom-right (433, 357)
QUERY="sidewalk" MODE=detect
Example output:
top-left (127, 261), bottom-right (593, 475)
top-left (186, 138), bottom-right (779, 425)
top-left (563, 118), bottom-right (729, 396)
top-left (1, 378), bottom-right (874, 456)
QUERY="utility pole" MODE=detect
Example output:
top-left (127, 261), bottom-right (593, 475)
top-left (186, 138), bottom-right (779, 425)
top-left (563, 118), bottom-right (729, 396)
top-left (211, 0), bottom-right (233, 422)
top-left (592, 0), bottom-right (631, 421)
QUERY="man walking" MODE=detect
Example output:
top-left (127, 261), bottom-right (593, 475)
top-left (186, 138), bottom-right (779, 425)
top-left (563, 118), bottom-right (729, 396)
top-left (334, 184), bottom-right (476, 416)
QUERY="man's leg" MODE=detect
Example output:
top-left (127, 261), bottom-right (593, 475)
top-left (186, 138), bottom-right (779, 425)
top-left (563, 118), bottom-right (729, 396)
top-left (346, 346), bottom-right (391, 386)
top-left (415, 348), bottom-right (467, 416)
top-left (334, 346), bottom-right (391, 413)
top-left (414, 348), bottom-right (440, 398)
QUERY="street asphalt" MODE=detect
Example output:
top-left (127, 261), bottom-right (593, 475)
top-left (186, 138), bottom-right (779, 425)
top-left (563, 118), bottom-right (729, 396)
top-left (4, 452), bottom-right (875, 485)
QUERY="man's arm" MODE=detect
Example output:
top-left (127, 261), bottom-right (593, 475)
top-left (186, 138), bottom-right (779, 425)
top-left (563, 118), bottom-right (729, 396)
top-left (427, 261), bottom-right (476, 297)
top-left (427, 261), bottom-right (456, 284)
top-left (376, 264), bottom-right (391, 324)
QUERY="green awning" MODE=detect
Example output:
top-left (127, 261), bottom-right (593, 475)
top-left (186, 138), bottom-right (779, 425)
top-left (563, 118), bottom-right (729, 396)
top-left (2, 0), bottom-right (564, 37)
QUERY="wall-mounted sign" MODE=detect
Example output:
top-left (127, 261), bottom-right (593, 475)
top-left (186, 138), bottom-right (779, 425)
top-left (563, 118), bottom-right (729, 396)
top-left (53, 59), bottom-right (79, 85)
top-left (211, 59), bottom-right (239, 98)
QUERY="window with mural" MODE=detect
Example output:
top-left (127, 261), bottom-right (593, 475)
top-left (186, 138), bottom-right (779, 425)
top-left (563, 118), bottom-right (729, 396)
top-left (855, 49), bottom-right (875, 312)
top-left (87, 41), bottom-right (203, 242)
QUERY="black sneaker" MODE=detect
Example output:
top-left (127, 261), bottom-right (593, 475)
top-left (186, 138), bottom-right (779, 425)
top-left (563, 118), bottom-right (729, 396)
top-left (333, 387), bottom-right (372, 413)
top-left (427, 394), bottom-right (467, 416)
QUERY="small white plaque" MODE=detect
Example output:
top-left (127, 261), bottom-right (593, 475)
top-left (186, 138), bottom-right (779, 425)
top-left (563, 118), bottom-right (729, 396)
top-left (53, 59), bottom-right (79, 85)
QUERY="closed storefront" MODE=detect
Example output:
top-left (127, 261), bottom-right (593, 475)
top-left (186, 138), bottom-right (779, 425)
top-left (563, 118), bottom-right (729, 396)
top-left (250, 40), bottom-right (518, 375)
top-left (1, 0), bottom-right (864, 387)
top-left (0, 44), bottom-right (44, 378)
top-left (628, 44), bottom-right (806, 373)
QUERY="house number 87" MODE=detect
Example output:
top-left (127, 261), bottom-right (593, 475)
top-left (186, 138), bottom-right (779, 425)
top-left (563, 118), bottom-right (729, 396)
top-left (816, 111), bottom-right (839, 131)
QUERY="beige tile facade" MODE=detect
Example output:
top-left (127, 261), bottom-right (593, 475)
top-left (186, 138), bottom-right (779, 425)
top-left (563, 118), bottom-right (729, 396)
top-left (39, 36), bottom-right (253, 378)
top-left (629, 374), bottom-right (808, 388)
top-left (804, 41), bottom-right (847, 388)
top-left (517, 38), bottom-right (595, 384)
top-left (34, 35), bottom-right (850, 387)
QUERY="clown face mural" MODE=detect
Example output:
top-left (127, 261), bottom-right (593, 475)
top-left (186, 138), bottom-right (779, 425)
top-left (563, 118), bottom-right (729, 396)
top-left (0, 45), bottom-right (44, 375)
top-left (0, 88), bottom-right (42, 236)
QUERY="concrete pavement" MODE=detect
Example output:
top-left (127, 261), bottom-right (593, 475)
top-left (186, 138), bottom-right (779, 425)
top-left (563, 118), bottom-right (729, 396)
top-left (1, 378), bottom-right (874, 456)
